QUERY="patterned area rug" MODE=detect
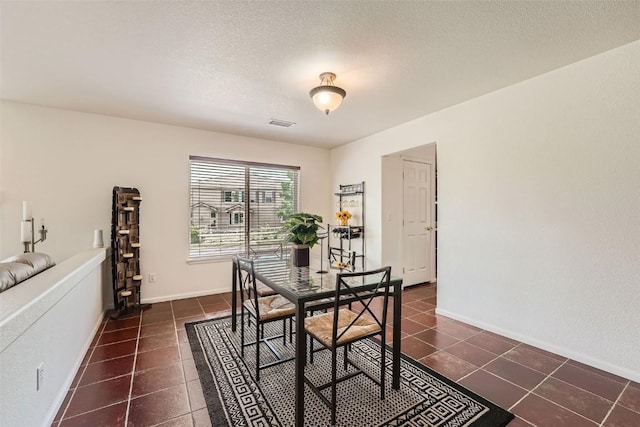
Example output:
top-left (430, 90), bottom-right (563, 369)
top-left (186, 316), bottom-right (514, 427)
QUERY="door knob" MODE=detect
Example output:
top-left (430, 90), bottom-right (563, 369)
top-left (426, 226), bottom-right (433, 231)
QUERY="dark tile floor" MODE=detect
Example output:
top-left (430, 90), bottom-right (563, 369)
top-left (52, 284), bottom-right (640, 426)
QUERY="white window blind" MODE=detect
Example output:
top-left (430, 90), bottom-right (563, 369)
top-left (189, 156), bottom-right (300, 260)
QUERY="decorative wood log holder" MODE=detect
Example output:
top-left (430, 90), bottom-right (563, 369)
top-left (110, 186), bottom-right (151, 318)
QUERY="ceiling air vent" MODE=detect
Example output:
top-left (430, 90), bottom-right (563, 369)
top-left (268, 118), bottom-right (296, 128)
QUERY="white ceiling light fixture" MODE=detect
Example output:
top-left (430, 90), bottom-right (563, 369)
top-left (309, 72), bottom-right (346, 115)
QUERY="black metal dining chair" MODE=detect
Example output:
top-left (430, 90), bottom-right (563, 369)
top-left (232, 256), bottom-right (278, 330)
top-left (236, 256), bottom-right (296, 381)
top-left (307, 247), bottom-right (356, 364)
top-left (304, 266), bottom-right (392, 426)
top-left (327, 246), bottom-right (357, 271)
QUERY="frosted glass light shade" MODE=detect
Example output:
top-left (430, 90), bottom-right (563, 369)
top-left (309, 72), bottom-right (346, 115)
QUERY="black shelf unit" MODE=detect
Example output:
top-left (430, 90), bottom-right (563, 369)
top-left (110, 186), bottom-right (150, 318)
top-left (327, 182), bottom-right (365, 270)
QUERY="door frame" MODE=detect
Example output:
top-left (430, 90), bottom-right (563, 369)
top-left (401, 156), bottom-right (436, 286)
top-left (380, 143), bottom-right (437, 287)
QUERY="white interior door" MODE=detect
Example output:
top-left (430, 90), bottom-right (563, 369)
top-left (402, 160), bottom-right (433, 286)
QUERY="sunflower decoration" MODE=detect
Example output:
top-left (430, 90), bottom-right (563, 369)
top-left (334, 260), bottom-right (351, 270)
top-left (335, 210), bottom-right (352, 226)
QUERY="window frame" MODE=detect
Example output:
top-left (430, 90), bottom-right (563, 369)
top-left (188, 156), bottom-right (300, 262)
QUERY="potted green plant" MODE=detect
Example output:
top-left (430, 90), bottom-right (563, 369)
top-left (283, 212), bottom-right (323, 267)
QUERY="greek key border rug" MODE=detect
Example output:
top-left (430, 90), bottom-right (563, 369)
top-left (186, 316), bottom-right (513, 427)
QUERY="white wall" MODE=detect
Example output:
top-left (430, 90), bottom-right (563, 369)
top-left (332, 41), bottom-right (640, 381)
top-left (0, 103), bottom-right (332, 301)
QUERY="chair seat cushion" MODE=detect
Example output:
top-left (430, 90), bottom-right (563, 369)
top-left (305, 309), bottom-right (381, 348)
top-left (244, 295), bottom-right (295, 321)
top-left (256, 280), bottom-right (276, 297)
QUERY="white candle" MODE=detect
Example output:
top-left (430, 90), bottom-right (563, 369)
top-left (93, 229), bottom-right (104, 248)
top-left (20, 221), bottom-right (32, 243)
top-left (22, 201), bottom-right (32, 221)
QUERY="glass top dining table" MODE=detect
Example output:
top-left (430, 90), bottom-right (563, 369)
top-left (230, 255), bottom-right (403, 427)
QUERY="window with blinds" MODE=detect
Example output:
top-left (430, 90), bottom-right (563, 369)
top-left (189, 156), bottom-right (300, 260)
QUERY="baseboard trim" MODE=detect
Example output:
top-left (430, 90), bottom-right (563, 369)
top-left (141, 288), bottom-right (229, 304)
top-left (435, 307), bottom-right (640, 383)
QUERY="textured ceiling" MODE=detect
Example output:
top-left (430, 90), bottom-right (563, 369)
top-left (1, 1), bottom-right (639, 148)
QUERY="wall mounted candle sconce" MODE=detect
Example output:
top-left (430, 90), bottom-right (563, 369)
top-left (20, 201), bottom-right (49, 253)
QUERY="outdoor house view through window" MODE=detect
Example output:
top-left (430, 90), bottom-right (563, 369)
top-left (189, 156), bottom-right (300, 259)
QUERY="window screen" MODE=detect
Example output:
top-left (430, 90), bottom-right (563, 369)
top-left (189, 156), bottom-right (300, 260)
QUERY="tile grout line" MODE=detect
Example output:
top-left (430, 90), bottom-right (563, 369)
top-left (564, 360), bottom-right (630, 384)
top-left (541, 372), bottom-right (624, 406)
top-left (465, 341), bottom-right (566, 379)
top-left (436, 329), bottom-right (603, 398)
top-left (438, 339), bottom-right (603, 425)
top-left (61, 310), bottom-right (176, 423)
top-left (148, 299), bottom-right (192, 427)
top-left (53, 394), bottom-right (132, 424)
top-left (520, 379), bottom-right (610, 426)
top-left (185, 299), bottom-right (202, 417)
top-left (509, 359), bottom-right (566, 411)
top-left (57, 316), bottom-right (109, 425)
top-left (123, 311), bottom-right (144, 426)
top-left (455, 340), bottom-right (519, 383)
top-left (501, 359), bottom-right (611, 426)
top-left (442, 330), bottom-right (626, 414)
top-left (522, 392), bottom-right (602, 426)
top-left (408, 300), bottom-right (518, 382)
top-left (599, 380), bottom-right (630, 426)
